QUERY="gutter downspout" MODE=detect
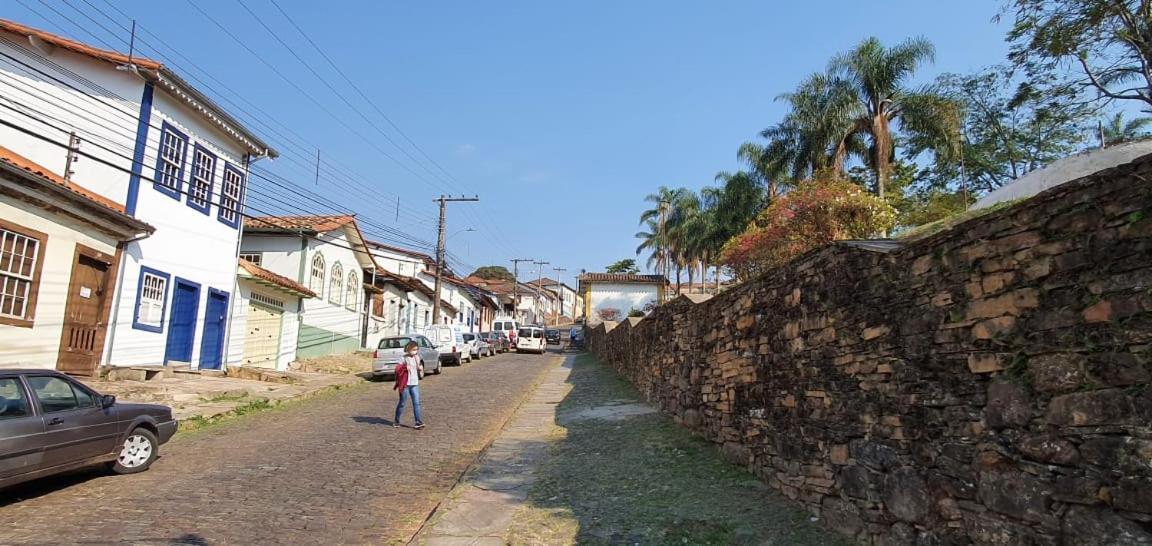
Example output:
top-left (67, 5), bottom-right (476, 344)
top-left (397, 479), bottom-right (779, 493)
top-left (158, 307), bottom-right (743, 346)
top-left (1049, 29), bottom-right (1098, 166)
top-left (102, 231), bottom-right (152, 369)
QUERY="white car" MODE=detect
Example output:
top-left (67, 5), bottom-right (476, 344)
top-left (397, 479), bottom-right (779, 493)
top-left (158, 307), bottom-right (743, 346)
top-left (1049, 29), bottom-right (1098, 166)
top-left (462, 332), bottom-right (492, 358)
top-left (515, 326), bottom-right (546, 354)
top-left (425, 325), bottom-right (471, 366)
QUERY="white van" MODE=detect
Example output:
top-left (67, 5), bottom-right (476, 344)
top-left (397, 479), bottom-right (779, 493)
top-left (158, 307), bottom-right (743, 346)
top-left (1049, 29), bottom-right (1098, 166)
top-left (493, 317), bottom-right (519, 345)
top-left (516, 326), bottom-right (546, 354)
top-left (424, 325), bottom-right (471, 365)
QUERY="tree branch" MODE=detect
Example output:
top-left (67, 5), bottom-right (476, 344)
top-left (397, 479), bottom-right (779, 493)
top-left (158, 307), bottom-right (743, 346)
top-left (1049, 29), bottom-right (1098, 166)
top-left (1077, 56), bottom-right (1151, 103)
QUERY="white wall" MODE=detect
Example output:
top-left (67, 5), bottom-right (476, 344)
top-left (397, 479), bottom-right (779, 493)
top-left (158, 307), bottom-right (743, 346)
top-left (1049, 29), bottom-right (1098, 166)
top-left (586, 283), bottom-right (659, 324)
top-left (299, 230), bottom-right (365, 343)
top-left (0, 31), bottom-right (144, 204)
top-left (105, 85), bottom-right (250, 368)
top-left (363, 283), bottom-right (408, 350)
top-left (0, 197), bottom-right (120, 369)
top-left (226, 280), bottom-right (303, 371)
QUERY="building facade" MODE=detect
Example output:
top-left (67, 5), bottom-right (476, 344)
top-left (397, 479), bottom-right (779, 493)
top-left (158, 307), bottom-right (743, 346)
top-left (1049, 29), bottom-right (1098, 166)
top-left (240, 216), bottom-right (377, 358)
top-left (578, 273), bottom-right (667, 325)
top-left (0, 20), bottom-right (276, 371)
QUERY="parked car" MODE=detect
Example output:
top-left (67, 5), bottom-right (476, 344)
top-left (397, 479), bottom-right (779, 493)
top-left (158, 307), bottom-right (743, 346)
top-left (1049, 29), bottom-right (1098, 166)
top-left (425, 325), bottom-right (471, 365)
top-left (492, 331), bottom-right (512, 353)
top-left (461, 332), bottom-right (491, 359)
top-left (478, 332), bottom-right (503, 355)
top-left (545, 329), bottom-right (561, 345)
top-left (372, 335), bottom-right (441, 378)
top-left (516, 326), bottom-right (547, 354)
top-left (0, 370), bottom-right (178, 490)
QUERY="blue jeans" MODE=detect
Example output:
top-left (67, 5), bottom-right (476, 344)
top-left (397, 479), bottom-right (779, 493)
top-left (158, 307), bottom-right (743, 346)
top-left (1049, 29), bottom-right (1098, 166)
top-left (395, 385), bottom-right (423, 425)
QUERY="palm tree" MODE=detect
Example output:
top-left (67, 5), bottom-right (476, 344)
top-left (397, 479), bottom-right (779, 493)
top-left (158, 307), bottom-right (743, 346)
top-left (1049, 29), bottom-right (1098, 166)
top-left (634, 219), bottom-right (664, 272)
top-left (825, 36), bottom-right (960, 197)
top-left (1101, 112), bottom-right (1152, 146)
top-left (638, 186), bottom-right (687, 278)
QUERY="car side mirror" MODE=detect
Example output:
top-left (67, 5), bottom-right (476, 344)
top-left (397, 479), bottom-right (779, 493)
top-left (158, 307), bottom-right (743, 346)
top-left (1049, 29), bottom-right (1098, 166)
top-left (100, 394), bottom-right (116, 409)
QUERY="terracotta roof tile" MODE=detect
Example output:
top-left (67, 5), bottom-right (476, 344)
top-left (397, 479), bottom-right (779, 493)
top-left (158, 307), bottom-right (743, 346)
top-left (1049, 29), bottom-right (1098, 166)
top-left (578, 273), bottom-right (668, 284)
top-left (245, 215), bottom-right (357, 233)
top-left (0, 144), bottom-right (127, 214)
top-left (238, 259), bottom-right (316, 297)
top-left (0, 18), bottom-right (163, 71)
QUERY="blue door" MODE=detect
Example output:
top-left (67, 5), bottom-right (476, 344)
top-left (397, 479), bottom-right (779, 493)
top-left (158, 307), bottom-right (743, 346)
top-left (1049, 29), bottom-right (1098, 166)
top-left (199, 289), bottom-right (229, 370)
top-left (164, 278), bottom-right (200, 364)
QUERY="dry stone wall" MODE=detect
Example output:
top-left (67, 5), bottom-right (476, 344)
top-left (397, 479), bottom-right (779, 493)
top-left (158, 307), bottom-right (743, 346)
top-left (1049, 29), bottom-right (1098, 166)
top-left (588, 157), bottom-right (1152, 544)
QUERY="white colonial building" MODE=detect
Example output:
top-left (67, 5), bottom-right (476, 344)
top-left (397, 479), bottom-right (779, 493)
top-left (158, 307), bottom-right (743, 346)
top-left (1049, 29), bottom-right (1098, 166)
top-left (225, 258), bottom-right (316, 371)
top-left (578, 273), bottom-right (667, 325)
top-left (0, 19), bottom-right (277, 372)
top-left (240, 215), bottom-right (379, 359)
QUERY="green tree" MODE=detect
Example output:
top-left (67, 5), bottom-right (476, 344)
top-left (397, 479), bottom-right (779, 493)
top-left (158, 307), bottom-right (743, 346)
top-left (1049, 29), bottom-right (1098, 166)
top-left (1101, 111), bottom-right (1152, 145)
top-left (605, 259), bottom-right (640, 274)
top-left (469, 265), bottom-right (515, 282)
top-left (907, 66), bottom-right (1091, 197)
top-left (1005, 0), bottom-right (1152, 111)
top-left (827, 37), bottom-right (961, 198)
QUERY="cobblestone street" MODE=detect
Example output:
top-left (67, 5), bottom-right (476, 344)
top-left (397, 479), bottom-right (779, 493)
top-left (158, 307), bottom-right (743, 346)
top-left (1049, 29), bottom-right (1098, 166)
top-left (0, 352), bottom-right (561, 545)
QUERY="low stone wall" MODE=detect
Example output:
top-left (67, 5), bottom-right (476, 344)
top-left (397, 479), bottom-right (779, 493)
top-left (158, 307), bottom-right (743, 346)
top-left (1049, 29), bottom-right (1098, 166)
top-left (588, 157), bottom-right (1152, 544)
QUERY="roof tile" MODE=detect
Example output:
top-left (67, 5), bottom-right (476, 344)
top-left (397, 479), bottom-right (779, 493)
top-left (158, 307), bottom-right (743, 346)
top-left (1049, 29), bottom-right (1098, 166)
top-left (239, 259), bottom-right (315, 297)
top-left (0, 18), bottom-right (163, 70)
top-left (0, 144), bottom-right (127, 214)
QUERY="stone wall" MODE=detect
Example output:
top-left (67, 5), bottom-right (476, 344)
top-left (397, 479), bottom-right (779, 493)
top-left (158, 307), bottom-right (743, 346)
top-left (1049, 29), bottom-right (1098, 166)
top-left (587, 157), bottom-right (1152, 544)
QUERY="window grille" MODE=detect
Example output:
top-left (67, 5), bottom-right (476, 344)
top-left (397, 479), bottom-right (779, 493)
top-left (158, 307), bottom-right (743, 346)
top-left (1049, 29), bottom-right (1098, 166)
top-left (187, 147), bottom-right (215, 213)
top-left (309, 254), bottom-right (325, 295)
top-left (219, 164), bottom-right (244, 227)
top-left (329, 262), bottom-right (343, 305)
top-left (156, 124), bottom-right (187, 196)
top-left (346, 271), bottom-right (359, 311)
top-left (136, 272), bottom-right (167, 327)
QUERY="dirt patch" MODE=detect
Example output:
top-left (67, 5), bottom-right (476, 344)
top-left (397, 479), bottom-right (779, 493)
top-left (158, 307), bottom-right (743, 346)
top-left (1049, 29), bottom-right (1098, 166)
top-left (289, 352), bottom-right (373, 375)
top-left (556, 401), bottom-right (657, 424)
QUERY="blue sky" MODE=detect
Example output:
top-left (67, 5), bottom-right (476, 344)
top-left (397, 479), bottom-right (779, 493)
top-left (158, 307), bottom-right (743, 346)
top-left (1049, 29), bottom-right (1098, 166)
top-left (9, 0), bottom-right (1013, 279)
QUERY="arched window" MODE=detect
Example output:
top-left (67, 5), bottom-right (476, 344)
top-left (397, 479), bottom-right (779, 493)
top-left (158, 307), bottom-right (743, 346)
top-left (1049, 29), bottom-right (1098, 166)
top-left (309, 253), bottom-right (326, 295)
top-left (345, 271), bottom-right (359, 311)
top-left (329, 262), bottom-right (343, 305)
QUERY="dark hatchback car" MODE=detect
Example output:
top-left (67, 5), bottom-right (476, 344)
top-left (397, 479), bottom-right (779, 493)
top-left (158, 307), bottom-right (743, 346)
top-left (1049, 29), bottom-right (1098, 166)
top-left (0, 370), bottom-right (178, 490)
top-left (545, 329), bottom-right (562, 345)
top-left (478, 332), bottom-right (508, 353)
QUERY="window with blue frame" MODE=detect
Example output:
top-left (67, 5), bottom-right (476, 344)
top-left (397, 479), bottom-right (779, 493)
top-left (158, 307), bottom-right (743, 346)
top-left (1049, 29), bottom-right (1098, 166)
top-left (187, 145), bottom-right (215, 214)
top-left (218, 163), bottom-right (245, 227)
top-left (133, 266), bottom-right (170, 332)
top-left (154, 122), bottom-right (187, 199)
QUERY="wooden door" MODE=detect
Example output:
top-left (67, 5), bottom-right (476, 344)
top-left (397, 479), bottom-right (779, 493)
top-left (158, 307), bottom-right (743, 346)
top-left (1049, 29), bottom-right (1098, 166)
top-left (242, 301), bottom-right (282, 369)
top-left (57, 248), bottom-right (113, 376)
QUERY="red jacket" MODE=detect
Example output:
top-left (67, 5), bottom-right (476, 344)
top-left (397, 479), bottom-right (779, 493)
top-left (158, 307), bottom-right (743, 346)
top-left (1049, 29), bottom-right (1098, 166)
top-left (393, 362), bottom-right (408, 391)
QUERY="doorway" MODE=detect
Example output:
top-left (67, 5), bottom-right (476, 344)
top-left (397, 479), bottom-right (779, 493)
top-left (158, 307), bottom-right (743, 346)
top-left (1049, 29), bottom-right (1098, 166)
top-left (56, 246), bottom-right (116, 376)
top-left (164, 278), bottom-right (200, 365)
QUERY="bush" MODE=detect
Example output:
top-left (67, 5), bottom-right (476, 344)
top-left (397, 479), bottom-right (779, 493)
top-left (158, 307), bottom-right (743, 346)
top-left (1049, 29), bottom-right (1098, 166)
top-left (627, 308), bottom-right (645, 318)
top-left (720, 175), bottom-right (895, 280)
top-left (597, 307), bottom-right (622, 322)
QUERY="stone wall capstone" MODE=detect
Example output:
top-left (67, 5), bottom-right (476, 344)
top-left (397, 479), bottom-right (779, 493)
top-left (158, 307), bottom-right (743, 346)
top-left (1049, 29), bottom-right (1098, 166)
top-left (587, 156), bottom-right (1152, 544)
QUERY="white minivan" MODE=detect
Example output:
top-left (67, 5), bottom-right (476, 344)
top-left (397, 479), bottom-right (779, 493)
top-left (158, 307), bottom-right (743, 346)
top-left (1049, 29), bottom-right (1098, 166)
top-left (493, 317), bottom-right (519, 346)
top-left (516, 326), bottom-right (546, 354)
top-left (424, 325), bottom-right (471, 366)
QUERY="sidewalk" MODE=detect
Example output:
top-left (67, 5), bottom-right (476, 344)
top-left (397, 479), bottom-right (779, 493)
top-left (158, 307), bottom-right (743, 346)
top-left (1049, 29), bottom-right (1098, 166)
top-left (416, 352), bottom-right (844, 545)
top-left (79, 355), bottom-right (369, 421)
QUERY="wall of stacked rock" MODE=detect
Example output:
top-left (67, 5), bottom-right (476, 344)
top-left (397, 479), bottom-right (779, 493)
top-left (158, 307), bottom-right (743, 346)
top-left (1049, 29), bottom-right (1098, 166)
top-left (586, 157), bottom-right (1152, 544)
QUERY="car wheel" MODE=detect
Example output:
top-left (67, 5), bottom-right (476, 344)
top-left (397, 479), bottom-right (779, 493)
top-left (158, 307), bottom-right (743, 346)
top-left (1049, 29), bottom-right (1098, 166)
top-left (110, 427), bottom-right (159, 474)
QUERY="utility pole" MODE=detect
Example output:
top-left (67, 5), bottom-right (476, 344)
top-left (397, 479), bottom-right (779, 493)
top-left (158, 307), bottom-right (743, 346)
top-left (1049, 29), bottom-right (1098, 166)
top-left (533, 260), bottom-right (550, 325)
top-left (552, 267), bottom-right (567, 326)
top-left (432, 195), bottom-right (479, 324)
top-left (63, 132), bottom-right (81, 182)
top-left (511, 258), bottom-right (534, 323)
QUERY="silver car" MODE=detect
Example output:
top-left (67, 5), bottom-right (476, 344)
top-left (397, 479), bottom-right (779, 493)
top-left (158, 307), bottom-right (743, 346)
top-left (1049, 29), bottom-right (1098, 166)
top-left (372, 335), bottom-right (441, 378)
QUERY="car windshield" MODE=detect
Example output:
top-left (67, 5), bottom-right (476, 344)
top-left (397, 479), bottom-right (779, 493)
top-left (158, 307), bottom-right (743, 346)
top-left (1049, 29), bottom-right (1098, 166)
top-left (463, 334), bottom-right (475, 341)
top-left (546, 330), bottom-right (558, 335)
top-left (379, 337), bottom-right (411, 349)
top-left (532, 330), bottom-right (543, 338)
top-left (518, 328), bottom-right (534, 338)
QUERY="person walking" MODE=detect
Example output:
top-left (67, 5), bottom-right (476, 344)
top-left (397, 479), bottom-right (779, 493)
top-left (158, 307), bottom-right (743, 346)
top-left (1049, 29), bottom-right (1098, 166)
top-left (393, 341), bottom-right (425, 429)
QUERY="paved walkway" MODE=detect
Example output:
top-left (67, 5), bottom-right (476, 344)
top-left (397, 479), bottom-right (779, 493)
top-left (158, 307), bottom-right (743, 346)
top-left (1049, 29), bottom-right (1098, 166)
top-left (0, 352), bottom-right (558, 545)
top-left (417, 355), bottom-right (574, 545)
